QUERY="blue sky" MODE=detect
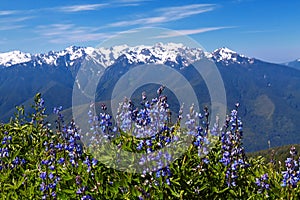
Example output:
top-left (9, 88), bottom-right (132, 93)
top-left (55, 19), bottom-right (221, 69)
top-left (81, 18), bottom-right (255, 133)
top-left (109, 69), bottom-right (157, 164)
top-left (0, 0), bottom-right (299, 63)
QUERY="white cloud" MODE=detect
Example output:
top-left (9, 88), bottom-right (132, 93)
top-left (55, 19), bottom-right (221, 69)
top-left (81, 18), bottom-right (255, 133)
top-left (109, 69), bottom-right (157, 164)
top-left (54, 2), bottom-right (145, 13)
top-left (0, 10), bottom-right (17, 16)
top-left (109, 17), bottom-right (167, 27)
top-left (36, 23), bottom-right (110, 43)
top-left (0, 16), bottom-right (33, 31)
top-left (58, 4), bottom-right (108, 12)
top-left (108, 4), bottom-right (216, 27)
top-left (157, 4), bottom-right (215, 15)
top-left (0, 16), bottom-right (34, 23)
top-left (155, 27), bottom-right (234, 38)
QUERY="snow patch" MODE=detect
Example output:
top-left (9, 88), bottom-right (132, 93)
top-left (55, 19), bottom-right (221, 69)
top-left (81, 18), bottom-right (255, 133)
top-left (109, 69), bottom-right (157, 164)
top-left (0, 51), bottom-right (32, 67)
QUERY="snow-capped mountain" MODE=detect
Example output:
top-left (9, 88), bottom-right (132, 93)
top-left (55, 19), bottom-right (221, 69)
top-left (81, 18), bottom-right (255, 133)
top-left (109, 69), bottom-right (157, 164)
top-left (0, 43), bottom-right (256, 68)
top-left (33, 46), bottom-right (95, 67)
top-left (211, 47), bottom-right (255, 65)
top-left (0, 50), bottom-right (32, 67)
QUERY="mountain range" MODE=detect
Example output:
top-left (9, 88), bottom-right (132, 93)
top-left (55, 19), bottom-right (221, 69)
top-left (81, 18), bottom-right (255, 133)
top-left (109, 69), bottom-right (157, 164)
top-left (0, 43), bottom-right (300, 152)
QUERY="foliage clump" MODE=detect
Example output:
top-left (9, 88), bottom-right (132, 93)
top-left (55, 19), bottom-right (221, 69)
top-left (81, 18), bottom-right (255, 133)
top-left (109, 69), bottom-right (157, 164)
top-left (1, 92), bottom-right (300, 199)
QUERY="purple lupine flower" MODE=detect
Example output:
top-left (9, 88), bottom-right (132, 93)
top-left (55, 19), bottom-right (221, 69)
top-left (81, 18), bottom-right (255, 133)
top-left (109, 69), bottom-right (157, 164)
top-left (49, 165), bottom-right (55, 170)
top-left (81, 195), bottom-right (94, 200)
top-left (48, 172), bottom-right (54, 180)
top-left (55, 143), bottom-right (63, 150)
top-left (40, 172), bottom-right (47, 180)
top-left (51, 191), bottom-right (56, 197)
top-left (219, 104), bottom-right (247, 187)
top-left (166, 178), bottom-right (171, 185)
top-left (58, 157), bottom-right (65, 164)
top-left (83, 157), bottom-right (90, 166)
top-left (76, 186), bottom-right (86, 194)
top-left (185, 104), bottom-right (210, 161)
top-left (281, 146), bottom-right (300, 188)
top-left (91, 158), bottom-right (98, 166)
top-left (138, 196), bottom-right (144, 200)
top-left (41, 159), bottom-right (49, 165)
top-left (12, 157), bottom-right (20, 165)
top-left (256, 173), bottom-right (270, 193)
top-left (137, 140), bottom-right (144, 151)
top-left (40, 182), bottom-right (47, 192)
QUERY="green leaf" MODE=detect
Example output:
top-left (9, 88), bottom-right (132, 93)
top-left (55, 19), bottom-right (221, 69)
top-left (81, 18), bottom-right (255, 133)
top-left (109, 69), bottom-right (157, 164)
top-left (62, 189), bottom-right (75, 194)
top-left (229, 189), bottom-right (237, 196)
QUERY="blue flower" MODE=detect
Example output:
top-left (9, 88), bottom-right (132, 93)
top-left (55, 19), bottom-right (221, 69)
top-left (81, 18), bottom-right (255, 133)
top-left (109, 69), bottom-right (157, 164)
top-left (219, 105), bottom-right (247, 187)
top-left (281, 147), bottom-right (300, 188)
top-left (202, 158), bottom-right (209, 164)
top-left (91, 158), bottom-right (98, 166)
top-left (81, 195), bottom-right (94, 200)
top-left (48, 172), bottom-right (54, 180)
top-left (51, 191), bottom-right (56, 197)
top-left (58, 157), bottom-right (65, 164)
top-left (156, 170), bottom-right (161, 178)
top-left (41, 160), bottom-right (49, 165)
top-left (255, 173), bottom-right (270, 193)
top-left (12, 157), bottom-right (20, 165)
top-left (40, 172), bottom-right (47, 180)
top-left (83, 157), bottom-right (90, 166)
top-left (76, 187), bottom-right (86, 194)
top-left (40, 182), bottom-right (47, 192)
top-left (49, 165), bottom-right (55, 170)
top-left (145, 139), bottom-right (152, 147)
top-left (166, 178), bottom-right (171, 185)
top-left (137, 140), bottom-right (144, 151)
top-left (48, 182), bottom-right (56, 189)
top-left (55, 143), bottom-right (63, 150)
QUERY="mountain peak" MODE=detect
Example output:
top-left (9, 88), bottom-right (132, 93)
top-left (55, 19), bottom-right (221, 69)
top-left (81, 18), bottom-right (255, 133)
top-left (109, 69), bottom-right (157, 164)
top-left (214, 47), bottom-right (237, 54)
top-left (211, 47), bottom-right (254, 65)
top-left (212, 47), bottom-right (238, 60)
top-left (0, 50), bottom-right (32, 67)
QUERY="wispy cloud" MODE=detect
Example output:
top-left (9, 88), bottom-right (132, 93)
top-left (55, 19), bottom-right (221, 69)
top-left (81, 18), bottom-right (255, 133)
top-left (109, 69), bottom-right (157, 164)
top-left (50, 2), bottom-right (145, 13)
top-left (0, 16), bottom-right (33, 31)
top-left (0, 10), bottom-right (18, 16)
top-left (155, 27), bottom-right (234, 38)
top-left (109, 17), bottom-right (164, 27)
top-left (58, 4), bottom-right (108, 12)
top-left (108, 4), bottom-right (216, 27)
top-left (0, 25), bottom-right (24, 31)
top-left (36, 23), bottom-right (111, 43)
top-left (107, 0), bottom-right (151, 7)
top-left (157, 4), bottom-right (215, 20)
top-left (0, 16), bottom-right (34, 23)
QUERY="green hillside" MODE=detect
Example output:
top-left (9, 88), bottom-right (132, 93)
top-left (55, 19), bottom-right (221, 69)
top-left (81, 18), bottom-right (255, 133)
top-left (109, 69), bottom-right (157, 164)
top-left (247, 144), bottom-right (300, 169)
